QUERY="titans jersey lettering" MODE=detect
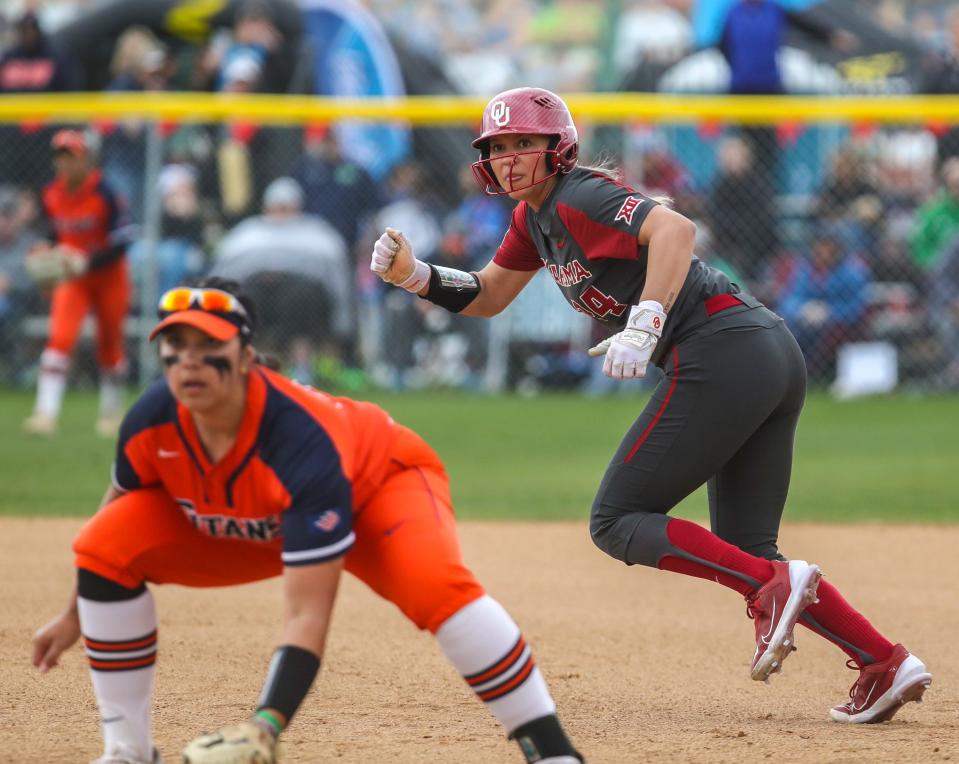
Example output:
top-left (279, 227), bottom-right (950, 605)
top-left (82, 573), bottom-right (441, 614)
top-left (113, 367), bottom-right (398, 566)
top-left (174, 498), bottom-right (281, 541)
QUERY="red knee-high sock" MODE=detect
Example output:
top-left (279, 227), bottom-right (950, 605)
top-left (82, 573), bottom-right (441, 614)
top-left (657, 517), bottom-right (776, 597)
top-left (799, 578), bottom-right (894, 666)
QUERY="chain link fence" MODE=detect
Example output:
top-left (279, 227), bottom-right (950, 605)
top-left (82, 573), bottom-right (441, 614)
top-left (0, 103), bottom-right (957, 398)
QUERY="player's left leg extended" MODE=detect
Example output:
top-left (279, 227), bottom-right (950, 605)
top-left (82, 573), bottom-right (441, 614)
top-left (90, 260), bottom-right (131, 437)
top-left (590, 321), bottom-right (824, 683)
top-left (345, 426), bottom-right (582, 763)
top-left (707, 328), bottom-right (932, 719)
top-left (73, 488), bottom-right (282, 762)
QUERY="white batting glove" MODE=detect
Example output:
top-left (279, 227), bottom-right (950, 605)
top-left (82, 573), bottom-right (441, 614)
top-left (370, 227), bottom-right (430, 293)
top-left (588, 300), bottom-right (666, 379)
top-left (182, 718), bottom-right (277, 764)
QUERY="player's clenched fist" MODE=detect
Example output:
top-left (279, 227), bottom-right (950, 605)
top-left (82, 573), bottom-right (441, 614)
top-left (182, 719), bottom-right (277, 764)
top-left (370, 227), bottom-right (431, 293)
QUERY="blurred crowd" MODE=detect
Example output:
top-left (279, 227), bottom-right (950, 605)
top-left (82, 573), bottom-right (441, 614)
top-left (1, 0), bottom-right (959, 395)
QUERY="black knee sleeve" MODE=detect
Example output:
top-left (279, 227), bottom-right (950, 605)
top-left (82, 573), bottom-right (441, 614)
top-left (77, 568), bottom-right (145, 601)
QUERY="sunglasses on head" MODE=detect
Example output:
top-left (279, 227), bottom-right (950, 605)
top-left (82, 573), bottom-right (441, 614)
top-left (158, 287), bottom-right (249, 319)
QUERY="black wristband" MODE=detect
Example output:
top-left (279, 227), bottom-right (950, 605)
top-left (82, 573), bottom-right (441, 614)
top-left (421, 264), bottom-right (481, 313)
top-left (256, 645), bottom-right (321, 724)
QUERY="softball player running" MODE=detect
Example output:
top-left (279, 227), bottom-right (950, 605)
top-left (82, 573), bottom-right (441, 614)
top-left (371, 87), bottom-right (931, 723)
top-left (31, 277), bottom-right (582, 764)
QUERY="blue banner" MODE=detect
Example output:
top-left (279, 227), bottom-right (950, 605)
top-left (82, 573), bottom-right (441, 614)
top-left (300, 0), bottom-right (410, 180)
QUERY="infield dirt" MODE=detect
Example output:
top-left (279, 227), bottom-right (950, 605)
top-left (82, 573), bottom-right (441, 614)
top-left (2, 519), bottom-right (956, 763)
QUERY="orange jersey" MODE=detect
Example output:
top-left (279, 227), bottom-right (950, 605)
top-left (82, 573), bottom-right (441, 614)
top-left (112, 367), bottom-right (398, 566)
top-left (41, 169), bottom-right (127, 257)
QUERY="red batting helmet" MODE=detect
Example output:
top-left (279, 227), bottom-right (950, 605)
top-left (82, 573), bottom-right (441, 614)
top-left (471, 87), bottom-right (579, 195)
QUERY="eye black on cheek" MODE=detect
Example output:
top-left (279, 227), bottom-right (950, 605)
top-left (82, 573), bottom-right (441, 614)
top-left (161, 354), bottom-right (180, 368)
top-left (202, 355), bottom-right (233, 377)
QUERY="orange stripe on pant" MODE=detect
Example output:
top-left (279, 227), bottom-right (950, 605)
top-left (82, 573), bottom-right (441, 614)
top-left (73, 427), bottom-right (484, 633)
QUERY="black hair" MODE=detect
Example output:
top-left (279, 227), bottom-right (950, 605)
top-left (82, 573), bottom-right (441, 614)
top-left (182, 275), bottom-right (258, 343)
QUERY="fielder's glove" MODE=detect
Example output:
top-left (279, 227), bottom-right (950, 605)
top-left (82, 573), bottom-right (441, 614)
top-left (25, 244), bottom-right (87, 285)
top-left (370, 227), bottom-right (430, 293)
top-left (181, 719), bottom-right (277, 764)
top-left (588, 300), bottom-right (666, 379)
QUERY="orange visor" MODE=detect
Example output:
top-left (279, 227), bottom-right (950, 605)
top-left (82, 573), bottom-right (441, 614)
top-left (149, 287), bottom-right (251, 342)
top-left (148, 310), bottom-right (241, 342)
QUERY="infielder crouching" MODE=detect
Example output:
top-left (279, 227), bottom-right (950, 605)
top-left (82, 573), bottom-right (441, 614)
top-left (32, 277), bottom-right (583, 764)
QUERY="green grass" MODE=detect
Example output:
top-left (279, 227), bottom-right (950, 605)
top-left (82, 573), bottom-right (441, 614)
top-left (1, 389), bottom-right (958, 522)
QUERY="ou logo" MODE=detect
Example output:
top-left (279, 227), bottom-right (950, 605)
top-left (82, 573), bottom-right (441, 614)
top-left (490, 100), bottom-right (510, 127)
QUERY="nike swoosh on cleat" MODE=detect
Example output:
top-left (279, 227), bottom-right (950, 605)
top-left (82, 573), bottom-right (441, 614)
top-left (760, 598), bottom-right (777, 644)
top-left (101, 715), bottom-right (124, 724)
top-left (852, 680), bottom-right (879, 711)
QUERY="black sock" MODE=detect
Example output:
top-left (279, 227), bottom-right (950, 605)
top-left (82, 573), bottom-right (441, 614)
top-left (510, 714), bottom-right (583, 762)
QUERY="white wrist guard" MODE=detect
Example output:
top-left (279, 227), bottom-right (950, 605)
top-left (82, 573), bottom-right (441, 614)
top-left (397, 259), bottom-right (431, 293)
top-left (625, 300), bottom-right (666, 337)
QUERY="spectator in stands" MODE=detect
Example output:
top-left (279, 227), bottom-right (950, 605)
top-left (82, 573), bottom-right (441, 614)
top-left (22, 130), bottom-right (134, 437)
top-left (718, 0), bottom-right (857, 188)
top-left (927, 230), bottom-right (959, 388)
top-left (367, 161), bottom-right (446, 388)
top-left (918, 6), bottom-right (959, 167)
top-left (525, 0), bottom-right (603, 90)
top-left (612, 0), bottom-right (691, 87)
top-left (293, 124), bottom-right (382, 253)
top-left (625, 129), bottom-right (698, 218)
top-left (705, 135), bottom-right (777, 284)
top-left (440, 0), bottom-right (526, 94)
top-left (196, 0), bottom-right (290, 94)
top-left (214, 51), bottom-right (270, 224)
top-left (812, 145), bottom-right (884, 253)
top-left (0, 184), bottom-right (39, 382)
top-left (411, 166), bottom-right (512, 387)
top-left (129, 163), bottom-right (207, 298)
top-left (0, 11), bottom-right (78, 191)
top-left (0, 11), bottom-right (76, 93)
top-left (101, 27), bottom-right (173, 223)
top-left (778, 222), bottom-right (871, 382)
top-left (449, 165), bottom-right (511, 270)
top-left (210, 177), bottom-right (353, 382)
top-left (912, 156), bottom-right (959, 271)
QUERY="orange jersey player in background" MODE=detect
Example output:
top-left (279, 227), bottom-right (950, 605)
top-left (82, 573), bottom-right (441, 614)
top-left (30, 277), bottom-right (583, 764)
top-left (23, 129), bottom-right (135, 437)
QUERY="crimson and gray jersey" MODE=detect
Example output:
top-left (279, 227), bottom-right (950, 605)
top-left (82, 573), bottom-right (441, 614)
top-left (493, 167), bottom-right (759, 367)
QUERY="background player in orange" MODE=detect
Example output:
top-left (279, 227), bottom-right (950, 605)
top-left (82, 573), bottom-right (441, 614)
top-left (22, 129), bottom-right (134, 437)
top-left (30, 277), bottom-right (582, 764)
top-left (371, 87), bottom-right (931, 724)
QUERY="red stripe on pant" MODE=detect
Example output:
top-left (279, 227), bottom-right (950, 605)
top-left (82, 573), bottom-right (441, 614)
top-left (625, 346), bottom-right (680, 463)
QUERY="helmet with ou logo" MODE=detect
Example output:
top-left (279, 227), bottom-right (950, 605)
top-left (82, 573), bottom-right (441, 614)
top-left (471, 87), bottom-right (579, 196)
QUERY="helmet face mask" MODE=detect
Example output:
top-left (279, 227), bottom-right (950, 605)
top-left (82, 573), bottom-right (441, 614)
top-left (471, 148), bottom-right (561, 196)
top-left (471, 87), bottom-right (578, 197)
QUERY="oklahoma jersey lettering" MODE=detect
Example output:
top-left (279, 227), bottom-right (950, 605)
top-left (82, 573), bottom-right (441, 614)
top-left (112, 367), bottom-right (397, 566)
top-left (493, 167), bottom-right (750, 366)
